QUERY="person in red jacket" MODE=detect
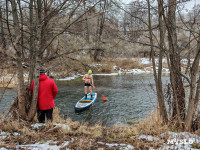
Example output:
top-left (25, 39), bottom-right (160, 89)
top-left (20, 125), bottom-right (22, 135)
top-left (31, 69), bottom-right (58, 123)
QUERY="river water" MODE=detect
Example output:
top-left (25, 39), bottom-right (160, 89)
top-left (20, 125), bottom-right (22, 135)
top-left (0, 74), bottom-right (169, 127)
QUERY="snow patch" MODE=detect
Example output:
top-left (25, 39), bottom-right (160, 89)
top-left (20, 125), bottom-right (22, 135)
top-left (31, 123), bottom-right (46, 129)
top-left (97, 141), bottom-right (134, 149)
top-left (13, 132), bottom-right (20, 136)
top-left (131, 69), bottom-right (146, 74)
top-left (0, 148), bottom-right (8, 150)
top-left (16, 140), bottom-right (70, 150)
top-left (0, 132), bottom-right (10, 139)
top-left (138, 134), bottom-right (160, 142)
top-left (161, 131), bottom-right (200, 144)
top-left (89, 64), bottom-right (104, 67)
top-left (54, 123), bottom-right (70, 130)
top-left (31, 123), bottom-right (70, 131)
top-left (105, 143), bottom-right (134, 149)
top-left (149, 132), bottom-right (200, 150)
top-left (140, 58), bottom-right (151, 64)
top-left (58, 75), bottom-right (82, 81)
top-left (132, 57), bottom-right (194, 66)
top-left (0, 131), bottom-right (20, 139)
top-left (93, 73), bottom-right (119, 76)
top-left (106, 143), bottom-right (119, 147)
top-left (113, 65), bottom-right (118, 70)
top-left (97, 141), bottom-right (104, 144)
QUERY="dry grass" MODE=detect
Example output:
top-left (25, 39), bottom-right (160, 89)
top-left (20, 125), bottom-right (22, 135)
top-left (114, 58), bottom-right (151, 70)
top-left (136, 111), bottom-right (169, 135)
top-left (94, 64), bottom-right (114, 73)
top-left (0, 108), bottom-right (178, 149)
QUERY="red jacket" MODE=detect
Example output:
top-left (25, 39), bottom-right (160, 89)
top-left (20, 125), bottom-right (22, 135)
top-left (31, 74), bottom-right (58, 110)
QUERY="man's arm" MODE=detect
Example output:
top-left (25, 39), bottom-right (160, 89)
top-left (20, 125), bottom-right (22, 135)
top-left (91, 75), bottom-right (94, 86)
top-left (82, 75), bottom-right (86, 81)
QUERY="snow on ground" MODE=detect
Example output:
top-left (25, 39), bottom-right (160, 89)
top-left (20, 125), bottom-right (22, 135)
top-left (0, 58), bottom-right (196, 83)
top-left (0, 131), bottom-right (20, 139)
top-left (13, 132), bottom-right (20, 136)
top-left (140, 132), bottom-right (200, 150)
top-left (52, 57), bottom-right (200, 81)
top-left (139, 58), bottom-right (151, 64)
top-left (57, 67), bottom-right (169, 81)
top-left (58, 67), bottom-right (169, 81)
top-left (89, 64), bottom-right (104, 67)
top-left (31, 123), bottom-right (70, 130)
top-left (51, 58), bottom-right (173, 81)
top-left (132, 58), bottom-right (168, 64)
top-left (16, 140), bottom-right (70, 150)
top-left (132, 57), bottom-right (197, 65)
top-left (0, 131), bottom-right (20, 150)
top-left (0, 132), bottom-right (9, 139)
top-left (58, 74), bottom-right (82, 81)
top-left (96, 141), bottom-right (134, 149)
top-left (122, 67), bottom-right (169, 75)
top-left (93, 73), bottom-right (119, 76)
top-left (105, 143), bottom-right (134, 150)
top-left (138, 134), bottom-right (160, 142)
top-left (0, 131), bottom-right (199, 149)
top-left (0, 148), bottom-right (8, 150)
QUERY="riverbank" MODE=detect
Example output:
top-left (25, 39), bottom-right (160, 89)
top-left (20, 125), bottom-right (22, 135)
top-left (58, 57), bottom-right (171, 81)
top-left (0, 109), bottom-right (199, 149)
top-left (1, 57), bottom-right (193, 88)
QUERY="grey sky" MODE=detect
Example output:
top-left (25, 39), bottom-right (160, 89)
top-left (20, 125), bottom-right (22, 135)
top-left (121, 0), bottom-right (200, 11)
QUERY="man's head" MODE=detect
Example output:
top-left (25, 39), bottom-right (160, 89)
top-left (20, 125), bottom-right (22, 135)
top-left (40, 69), bottom-right (45, 75)
top-left (88, 70), bottom-right (92, 74)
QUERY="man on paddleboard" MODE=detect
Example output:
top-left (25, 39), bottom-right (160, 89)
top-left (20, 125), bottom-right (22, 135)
top-left (82, 70), bottom-right (94, 100)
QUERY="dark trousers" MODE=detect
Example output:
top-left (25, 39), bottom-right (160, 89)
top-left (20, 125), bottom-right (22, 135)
top-left (37, 108), bottom-right (53, 123)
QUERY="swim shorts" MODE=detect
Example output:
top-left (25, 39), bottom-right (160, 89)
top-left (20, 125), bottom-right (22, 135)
top-left (85, 83), bottom-right (91, 86)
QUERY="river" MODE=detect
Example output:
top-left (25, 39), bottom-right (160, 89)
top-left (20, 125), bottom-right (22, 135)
top-left (0, 74), bottom-right (169, 127)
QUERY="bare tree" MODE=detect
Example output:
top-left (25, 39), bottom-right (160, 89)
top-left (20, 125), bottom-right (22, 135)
top-left (147, 0), bottom-right (168, 123)
top-left (2, 0), bottom-right (100, 121)
top-left (0, 6), bottom-right (6, 48)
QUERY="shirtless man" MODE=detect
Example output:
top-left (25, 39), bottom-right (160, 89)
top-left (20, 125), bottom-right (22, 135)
top-left (82, 70), bottom-right (94, 100)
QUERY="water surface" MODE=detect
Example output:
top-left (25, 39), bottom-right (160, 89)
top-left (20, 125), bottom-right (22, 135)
top-left (55, 74), bottom-right (169, 127)
top-left (0, 74), bottom-right (169, 127)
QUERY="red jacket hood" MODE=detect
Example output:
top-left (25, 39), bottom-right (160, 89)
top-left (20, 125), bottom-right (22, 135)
top-left (40, 74), bottom-right (48, 81)
top-left (31, 74), bottom-right (58, 110)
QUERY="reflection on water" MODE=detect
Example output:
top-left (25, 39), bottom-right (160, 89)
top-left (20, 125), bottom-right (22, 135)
top-left (0, 74), bottom-right (169, 127)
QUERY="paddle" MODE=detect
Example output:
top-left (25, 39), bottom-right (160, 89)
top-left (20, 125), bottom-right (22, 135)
top-left (91, 84), bottom-right (107, 101)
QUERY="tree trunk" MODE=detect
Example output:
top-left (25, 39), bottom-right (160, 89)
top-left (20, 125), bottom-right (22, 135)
top-left (147, 0), bottom-right (168, 123)
top-left (27, 56), bottom-right (40, 121)
top-left (29, 0), bottom-right (35, 86)
top-left (157, 0), bottom-right (168, 123)
top-left (185, 32), bottom-right (200, 131)
top-left (167, 0), bottom-right (185, 126)
top-left (94, 0), bottom-right (106, 62)
top-left (0, 6), bottom-right (6, 48)
top-left (84, 2), bottom-right (90, 42)
top-left (10, 0), bottom-right (27, 119)
top-left (27, 0), bottom-right (42, 121)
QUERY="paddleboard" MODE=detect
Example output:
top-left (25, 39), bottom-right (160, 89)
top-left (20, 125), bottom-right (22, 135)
top-left (75, 93), bottom-right (97, 111)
